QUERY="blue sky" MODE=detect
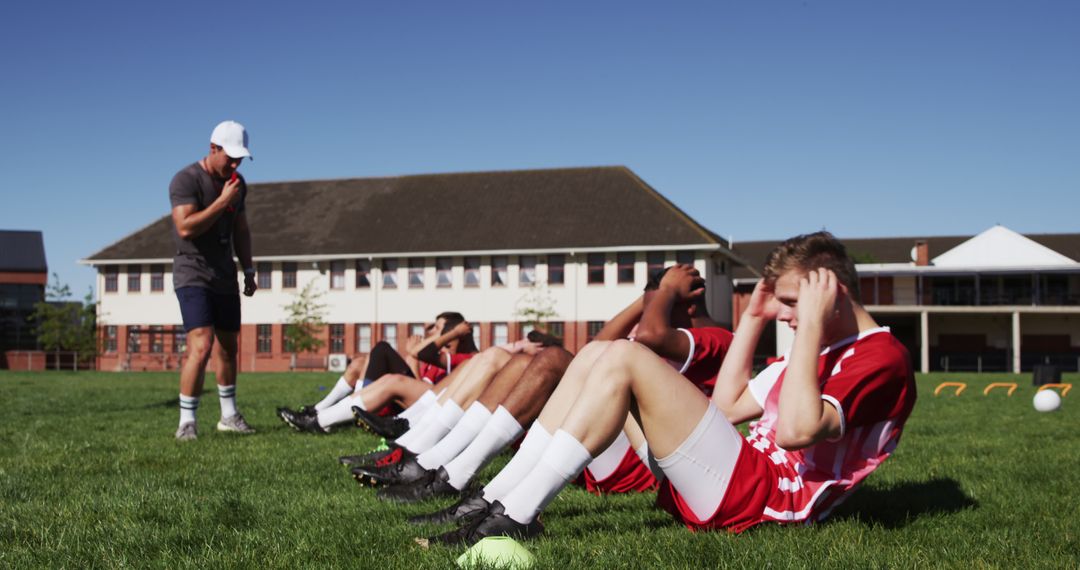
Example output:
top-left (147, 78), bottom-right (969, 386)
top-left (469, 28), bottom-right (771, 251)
top-left (1, 1), bottom-right (1077, 298)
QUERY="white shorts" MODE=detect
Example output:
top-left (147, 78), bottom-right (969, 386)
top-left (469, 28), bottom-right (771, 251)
top-left (654, 402), bottom-right (743, 520)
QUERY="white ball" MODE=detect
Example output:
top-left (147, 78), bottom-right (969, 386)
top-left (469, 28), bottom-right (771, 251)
top-left (1033, 390), bottom-right (1062, 412)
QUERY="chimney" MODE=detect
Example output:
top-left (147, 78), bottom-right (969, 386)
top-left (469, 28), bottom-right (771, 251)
top-left (914, 240), bottom-right (929, 266)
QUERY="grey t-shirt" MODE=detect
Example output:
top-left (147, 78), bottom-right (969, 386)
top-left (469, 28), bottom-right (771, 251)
top-left (168, 162), bottom-right (247, 294)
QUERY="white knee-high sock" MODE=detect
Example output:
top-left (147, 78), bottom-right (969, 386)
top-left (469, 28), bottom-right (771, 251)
top-left (444, 406), bottom-right (523, 491)
top-left (584, 430), bottom-right (630, 482)
top-left (317, 396), bottom-right (359, 429)
top-left (394, 401), bottom-right (443, 448)
top-left (179, 394), bottom-right (199, 426)
top-left (218, 385), bottom-right (237, 419)
top-left (402, 400), bottom-right (464, 454)
top-left (417, 402), bottom-right (492, 470)
top-left (398, 390), bottom-right (437, 422)
top-left (500, 429), bottom-right (593, 524)
top-left (482, 422), bottom-right (553, 504)
top-left (315, 377), bottom-right (353, 411)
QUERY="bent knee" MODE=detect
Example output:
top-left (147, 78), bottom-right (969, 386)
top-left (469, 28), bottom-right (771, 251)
top-left (534, 345), bottom-right (572, 370)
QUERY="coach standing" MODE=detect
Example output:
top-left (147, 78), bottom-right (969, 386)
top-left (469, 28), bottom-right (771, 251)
top-left (169, 121), bottom-right (257, 441)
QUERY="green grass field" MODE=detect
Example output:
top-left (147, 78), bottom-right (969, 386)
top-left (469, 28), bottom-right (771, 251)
top-left (1, 371), bottom-right (1078, 569)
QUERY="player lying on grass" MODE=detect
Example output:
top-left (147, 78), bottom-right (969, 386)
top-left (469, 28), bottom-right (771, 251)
top-left (372, 266), bottom-right (731, 511)
top-left (424, 232), bottom-right (917, 546)
top-left (277, 313), bottom-right (478, 433)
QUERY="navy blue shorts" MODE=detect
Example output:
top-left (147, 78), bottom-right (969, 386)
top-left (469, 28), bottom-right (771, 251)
top-left (176, 287), bottom-right (241, 332)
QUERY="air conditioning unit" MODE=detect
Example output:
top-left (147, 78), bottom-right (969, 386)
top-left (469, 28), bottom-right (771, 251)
top-left (327, 353), bottom-right (348, 373)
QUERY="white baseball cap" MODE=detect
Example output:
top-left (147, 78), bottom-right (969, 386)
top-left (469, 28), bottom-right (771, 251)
top-left (209, 120), bottom-right (253, 159)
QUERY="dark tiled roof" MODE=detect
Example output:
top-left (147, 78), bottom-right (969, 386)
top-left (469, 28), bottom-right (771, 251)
top-left (85, 166), bottom-right (725, 262)
top-left (732, 232), bottom-right (1080, 280)
top-left (0, 230), bottom-right (47, 272)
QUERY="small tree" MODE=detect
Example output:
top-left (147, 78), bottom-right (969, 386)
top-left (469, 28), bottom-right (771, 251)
top-left (514, 282), bottom-right (559, 335)
top-left (282, 280), bottom-right (327, 359)
top-left (30, 274), bottom-right (99, 369)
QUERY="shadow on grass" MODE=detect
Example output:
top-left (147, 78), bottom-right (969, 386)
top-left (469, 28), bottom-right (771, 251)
top-left (828, 477), bottom-right (977, 528)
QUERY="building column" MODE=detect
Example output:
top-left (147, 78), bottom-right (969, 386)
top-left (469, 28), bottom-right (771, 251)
top-left (920, 311), bottom-right (930, 374)
top-left (1012, 311), bottom-right (1021, 374)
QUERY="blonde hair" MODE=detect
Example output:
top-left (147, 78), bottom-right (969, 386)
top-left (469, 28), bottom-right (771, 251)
top-left (762, 231), bottom-right (861, 301)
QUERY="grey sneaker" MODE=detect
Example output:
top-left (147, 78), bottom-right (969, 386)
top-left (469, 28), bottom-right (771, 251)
top-left (217, 413), bottom-right (256, 434)
top-left (175, 422), bottom-right (198, 441)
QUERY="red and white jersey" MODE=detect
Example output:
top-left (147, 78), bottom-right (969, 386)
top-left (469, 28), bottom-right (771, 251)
top-left (657, 326), bottom-right (915, 532)
top-left (747, 327), bottom-right (916, 524)
top-left (419, 351), bottom-right (476, 385)
top-left (673, 327), bottom-right (734, 397)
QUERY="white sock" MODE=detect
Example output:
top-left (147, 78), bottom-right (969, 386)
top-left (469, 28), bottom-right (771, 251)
top-left (218, 385), bottom-right (237, 419)
top-left (482, 422), bottom-right (553, 504)
top-left (417, 402), bottom-right (493, 470)
top-left (315, 377), bottom-right (353, 411)
top-left (394, 401), bottom-right (443, 449)
top-left (403, 400), bottom-right (465, 454)
top-left (179, 394), bottom-right (199, 426)
top-left (317, 396), bottom-right (358, 429)
top-left (399, 390), bottom-right (437, 422)
top-left (500, 429), bottom-right (593, 524)
top-left (585, 431), bottom-right (630, 482)
top-left (444, 406), bottom-right (523, 490)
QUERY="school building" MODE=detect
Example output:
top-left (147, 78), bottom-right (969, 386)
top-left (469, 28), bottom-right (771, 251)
top-left (81, 166), bottom-right (741, 372)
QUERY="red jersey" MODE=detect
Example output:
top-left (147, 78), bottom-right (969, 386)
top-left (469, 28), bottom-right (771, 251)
top-left (584, 326), bottom-right (733, 495)
top-left (658, 327), bottom-right (916, 532)
top-left (419, 351), bottom-right (475, 385)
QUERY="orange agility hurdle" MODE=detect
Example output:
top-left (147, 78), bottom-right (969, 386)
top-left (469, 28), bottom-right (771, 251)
top-left (1037, 383), bottom-right (1072, 397)
top-left (934, 382), bottom-right (967, 396)
top-left (983, 382), bottom-right (1017, 396)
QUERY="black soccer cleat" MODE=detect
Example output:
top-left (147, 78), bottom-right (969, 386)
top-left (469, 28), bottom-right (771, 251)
top-left (352, 406), bottom-right (410, 440)
top-left (427, 501), bottom-right (544, 546)
top-left (351, 456), bottom-right (428, 488)
top-left (340, 445), bottom-right (402, 466)
top-left (376, 466), bottom-right (460, 504)
top-left (277, 407), bottom-right (329, 434)
top-left (408, 486), bottom-right (490, 526)
top-left (275, 405), bottom-right (316, 427)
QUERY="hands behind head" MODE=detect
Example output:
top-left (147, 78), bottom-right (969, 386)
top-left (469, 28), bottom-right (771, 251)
top-left (746, 280), bottom-right (779, 320)
top-left (660, 264), bottom-right (706, 302)
top-left (796, 268), bottom-right (844, 327)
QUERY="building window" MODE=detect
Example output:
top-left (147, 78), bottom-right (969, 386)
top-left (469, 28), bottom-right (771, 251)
top-left (492, 323), bottom-right (509, 346)
top-left (436, 257), bottom-right (453, 288)
top-left (257, 324), bottom-right (272, 353)
top-left (104, 266), bottom-right (119, 293)
top-left (676, 251), bottom-right (695, 265)
top-left (472, 326), bottom-right (482, 349)
top-left (382, 259), bottom-right (399, 289)
top-left (464, 256), bottom-right (481, 287)
top-left (545, 322), bottom-right (565, 340)
top-left (519, 322), bottom-right (535, 339)
top-left (127, 327), bottom-right (141, 353)
top-left (174, 328), bottom-right (187, 354)
top-left (382, 323), bottom-right (398, 348)
top-left (587, 321), bottom-right (605, 341)
top-left (282, 262), bottom-right (297, 289)
top-left (355, 259), bottom-right (371, 288)
top-left (105, 326), bottom-right (117, 353)
top-left (150, 264), bottom-right (165, 292)
top-left (330, 324), bottom-right (345, 353)
top-left (408, 258), bottom-right (425, 289)
top-left (409, 323), bottom-right (426, 339)
top-left (587, 253), bottom-right (605, 285)
top-left (149, 326), bottom-right (164, 353)
top-left (617, 252), bottom-right (635, 284)
top-left (492, 256), bottom-right (508, 287)
top-left (257, 261), bottom-right (272, 290)
top-left (330, 260), bottom-right (346, 290)
top-left (547, 254), bottom-right (565, 285)
top-left (283, 324), bottom-right (296, 353)
top-left (356, 324), bottom-right (372, 353)
top-left (647, 252), bottom-right (666, 282)
top-left (519, 256), bottom-right (537, 286)
top-left (127, 265), bottom-right (142, 293)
